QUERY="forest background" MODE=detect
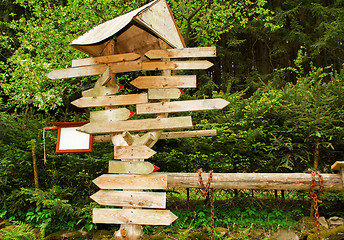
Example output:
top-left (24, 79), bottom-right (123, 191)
top-left (0, 0), bottom-right (344, 236)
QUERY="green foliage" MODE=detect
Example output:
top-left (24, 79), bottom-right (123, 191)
top-left (0, 222), bottom-right (37, 240)
top-left (171, 204), bottom-right (298, 231)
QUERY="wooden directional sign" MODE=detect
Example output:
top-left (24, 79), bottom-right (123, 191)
top-left (77, 116), bottom-right (193, 134)
top-left (145, 47), bottom-right (216, 59)
top-left (93, 208), bottom-right (177, 225)
top-left (90, 190), bottom-right (166, 208)
top-left (142, 60), bottom-right (213, 71)
top-left (159, 129), bottom-right (217, 139)
top-left (130, 75), bottom-right (196, 89)
top-left (148, 88), bottom-right (183, 99)
top-left (71, 93), bottom-right (148, 108)
top-left (108, 161), bottom-right (159, 174)
top-left (46, 61), bottom-right (212, 80)
top-left (90, 108), bottom-right (134, 123)
top-left (93, 174), bottom-right (167, 190)
top-left (72, 53), bottom-right (140, 67)
top-left (137, 98), bottom-right (229, 114)
top-left (93, 129), bottom-right (217, 143)
top-left (46, 60), bottom-right (142, 80)
top-left (114, 145), bottom-right (156, 159)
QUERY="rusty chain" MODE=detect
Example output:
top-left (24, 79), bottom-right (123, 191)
top-left (308, 169), bottom-right (324, 240)
top-left (198, 170), bottom-right (214, 240)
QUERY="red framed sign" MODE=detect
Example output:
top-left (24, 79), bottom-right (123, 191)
top-left (53, 121), bottom-right (93, 153)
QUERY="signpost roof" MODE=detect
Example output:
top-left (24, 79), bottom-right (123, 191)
top-left (70, 0), bottom-right (185, 56)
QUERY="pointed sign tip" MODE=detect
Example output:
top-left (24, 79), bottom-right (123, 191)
top-left (118, 85), bottom-right (123, 91)
top-left (153, 165), bottom-right (160, 172)
top-left (129, 110), bottom-right (135, 118)
top-left (179, 89), bottom-right (184, 96)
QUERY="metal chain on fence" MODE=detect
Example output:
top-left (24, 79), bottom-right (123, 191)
top-left (308, 168), bottom-right (324, 240)
top-left (198, 170), bottom-right (215, 240)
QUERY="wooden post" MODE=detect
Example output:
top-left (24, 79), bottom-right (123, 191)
top-left (31, 139), bottom-right (39, 191)
top-left (164, 172), bottom-right (344, 191)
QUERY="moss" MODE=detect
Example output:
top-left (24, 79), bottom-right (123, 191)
top-left (298, 217), bottom-right (317, 231)
top-left (307, 225), bottom-right (344, 240)
top-left (188, 230), bottom-right (210, 240)
top-left (147, 232), bottom-right (167, 240)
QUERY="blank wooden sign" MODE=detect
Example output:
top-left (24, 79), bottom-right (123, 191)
top-left (54, 121), bottom-right (92, 153)
top-left (93, 174), bottom-right (167, 190)
top-left (90, 190), bottom-right (166, 208)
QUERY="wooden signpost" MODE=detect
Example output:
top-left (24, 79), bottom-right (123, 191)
top-left (46, 1), bottom-right (227, 239)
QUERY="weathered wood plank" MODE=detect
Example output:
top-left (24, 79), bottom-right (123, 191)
top-left (331, 161), bottom-right (344, 171)
top-left (164, 172), bottom-right (344, 191)
top-left (159, 130), bottom-right (217, 139)
top-left (148, 88), bottom-right (182, 99)
top-left (142, 60), bottom-right (213, 71)
top-left (130, 75), bottom-right (196, 89)
top-left (77, 116), bottom-right (193, 134)
top-left (137, 99), bottom-right (229, 115)
top-left (97, 66), bottom-right (111, 86)
top-left (46, 60), bottom-right (142, 80)
top-left (114, 145), bottom-right (156, 159)
top-left (90, 108), bottom-right (134, 123)
top-left (93, 209), bottom-right (177, 225)
top-left (72, 53), bottom-right (140, 67)
top-left (93, 129), bottom-right (217, 142)
top-left (93, 174), bottom-right (167, 190)
top-left (90, 190), bottom-right (166, 208)
top-left (111, 134), bottom-right (128, 146)
top-left (71, 93), bottom-right (148, 108)
top-left (82, 83), bottom-right (122, 97)
top-left (108, 161), bottom-right (159, 174)
top-left (145, 47), bottom-right (216, 59)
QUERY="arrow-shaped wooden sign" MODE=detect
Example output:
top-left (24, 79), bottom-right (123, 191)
top-left (93, 208), bottom-right (177, 225)
top-left (46, 60), bottom-right (212, 80)
top-left (77, 116), bottom-right (193, 134)
top-left (46, 60), bottom-right (142, 80)
top-left (114, 145), bottom-right (156, 159)
top-left (71, 93), bottom-right (148, 108)
top-left (90, 190), bottom-right (166, 208)
top-left (108, 161), bottom-right (159, 174)
top-left (148, 88), bottom-right (183, 99)
top-left (130, 75), bottom-right (196, 89)
top-left (90, 108), bottom-right (134, 123)
top-left (72, 52), bottom-right (140, 67)
top-left (142, 60), bottom-right (213, 71)
top-left (145, 47), bottom-right (216, 59)
top-left (93, 174), bottom-right (167, 190)
top-left (93, 129), bottom-right (217, 142)
top-left (136, 98), bottom-right (229, 115)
